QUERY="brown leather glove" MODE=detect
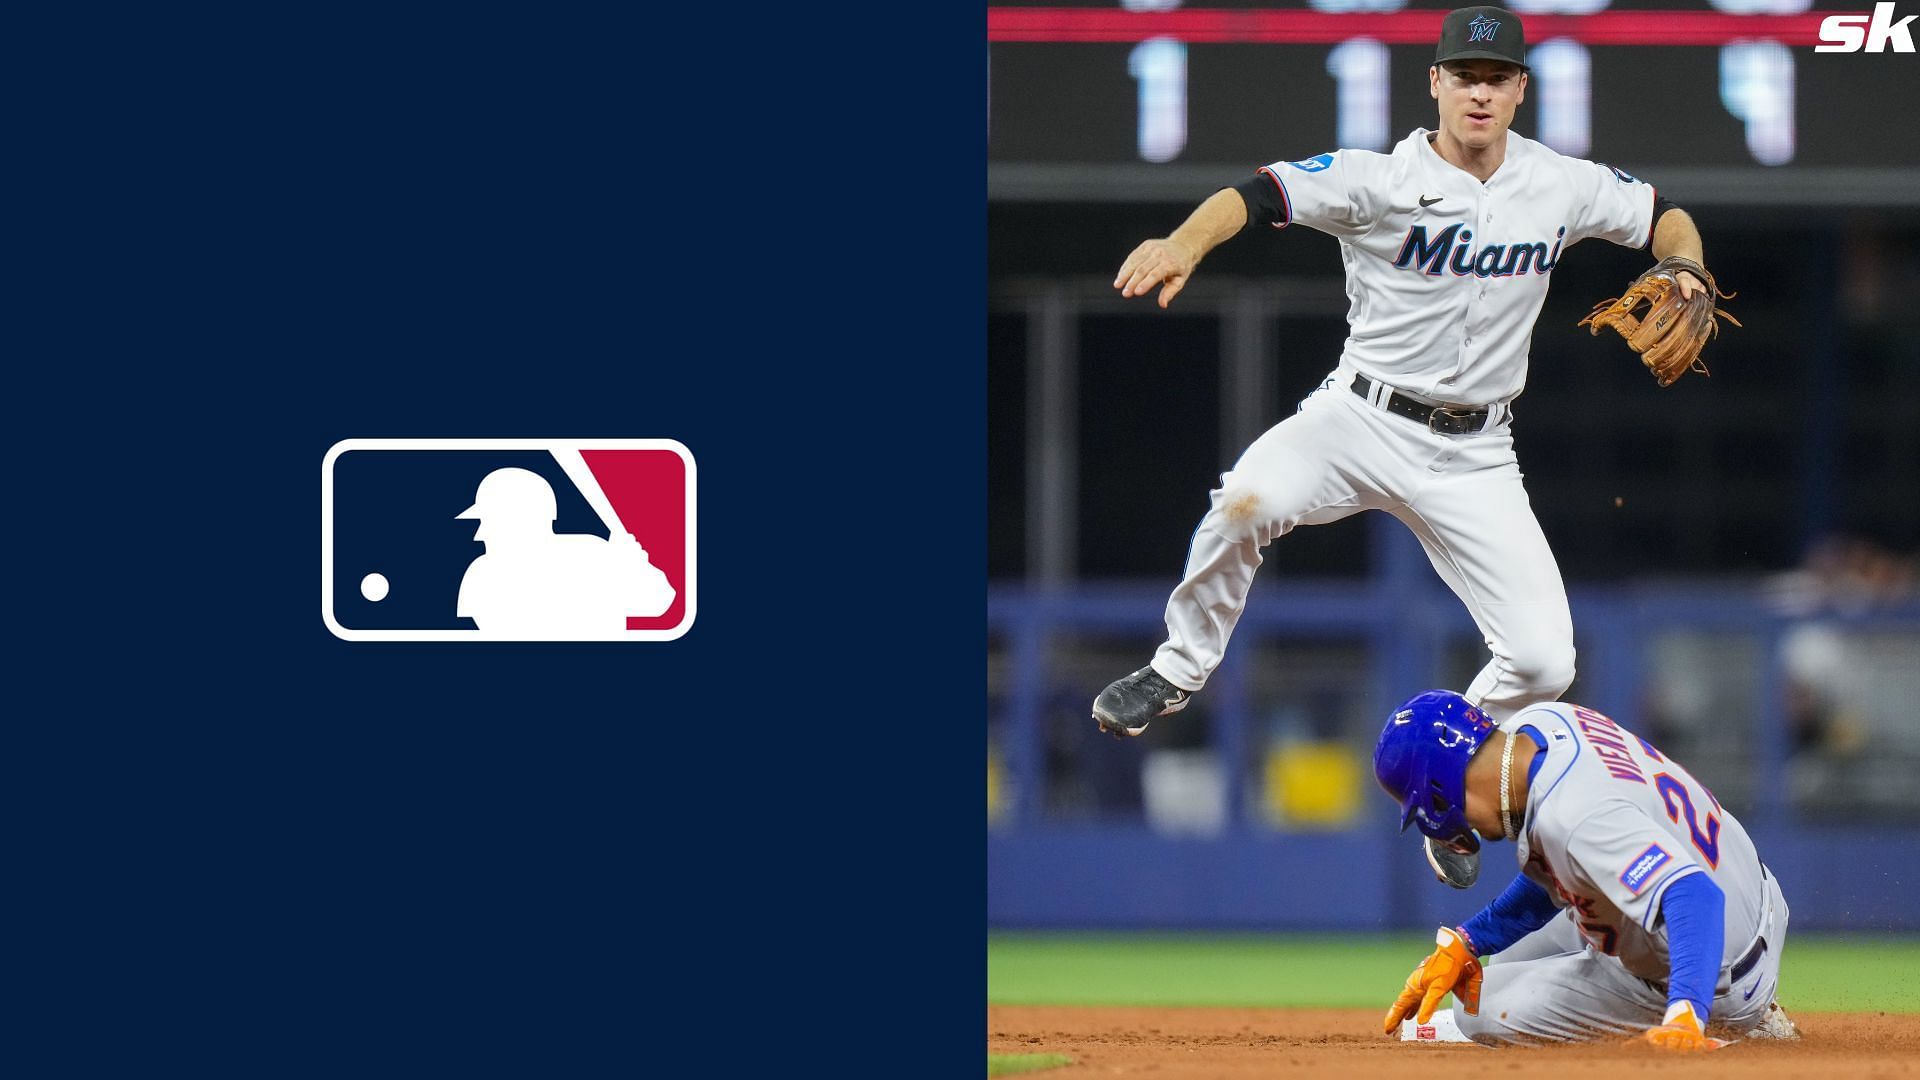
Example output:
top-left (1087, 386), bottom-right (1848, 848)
top-left (1578, 256), bottom-right (1740, 387)
top-left (1382, 926), bottom-right (1482, 1034)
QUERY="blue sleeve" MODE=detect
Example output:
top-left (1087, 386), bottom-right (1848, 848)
top-left (1457, 874), bottom-right (1559, 957)
top-left (1658, 872), bottom-right (1725, 1021)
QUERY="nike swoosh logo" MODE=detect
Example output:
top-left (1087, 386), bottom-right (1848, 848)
top-left (1743, 981), bottom-right (1762, 1001)
top-left (1419, 195), bottom-right (1442, 207)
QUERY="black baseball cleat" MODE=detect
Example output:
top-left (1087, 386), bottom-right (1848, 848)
top-left (1092, 666), bottom-right (1192, 738)
top-left (1425, 837), bottom-right (1481, 889)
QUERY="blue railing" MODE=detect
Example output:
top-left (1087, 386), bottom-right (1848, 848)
top-left (987, 519), bottom-right (1920, 930)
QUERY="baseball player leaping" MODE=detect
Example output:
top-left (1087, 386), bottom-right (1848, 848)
top-left (1374, 691), bottom-right (1797, 1048)
top-left (1091, 6), bottom-right (1719, 889)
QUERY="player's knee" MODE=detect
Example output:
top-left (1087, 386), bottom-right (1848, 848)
top-left (1452, 1006), bottom-right (1504, 1047)
top-left (1457, 1005), bottom-right (1541, 1048)
top-left (1510, 641), bottom-right (1575, 700)
top-left (1206, 481), bottom-right (1278, 540)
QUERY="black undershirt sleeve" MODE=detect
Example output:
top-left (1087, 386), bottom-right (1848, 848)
top-left (1230, 171), bottom-right (1288, 234)
top-left (1643, 193), bottom-right (1681, 251)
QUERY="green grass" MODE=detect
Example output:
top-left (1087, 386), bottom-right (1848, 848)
top-left (989, 933), bottom-right (1429, 1007)
top-left (988, 932), bottom-right (1920, 1013)
top-left (987, 1053), bottom-right (1073, 1077)
top-left (1767, 935), bottom-right (1920, 1013)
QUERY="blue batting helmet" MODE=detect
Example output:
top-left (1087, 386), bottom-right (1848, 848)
top-left (1374, 690), bottom-right (1495, 854)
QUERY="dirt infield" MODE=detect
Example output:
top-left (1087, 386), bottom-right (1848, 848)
top-left (990, 1005), bottom-right (1918, 1077)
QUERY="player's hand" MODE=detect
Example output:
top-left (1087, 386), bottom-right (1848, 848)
top-left (1643, 1001), bottom-right (1724, 1052)
top-left (1114, 237), bottom-right (1198, 308)
top-left (1382, 926), bottom-right (1483, 1033)
top-left (1675, 269), bottom-right (1704, 300)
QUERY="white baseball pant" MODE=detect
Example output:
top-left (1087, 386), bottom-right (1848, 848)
top-left (1454, 871), bottom-right (1789, 1044)
top-left (1151, 369), bottom-right (1575, 721)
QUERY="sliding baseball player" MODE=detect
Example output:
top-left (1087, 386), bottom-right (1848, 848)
top-left (1375, 690), bottom-right (1797, 1048)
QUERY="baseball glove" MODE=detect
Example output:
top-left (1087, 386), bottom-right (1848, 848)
top-left (1577, 256), bottom-right (1741, 387)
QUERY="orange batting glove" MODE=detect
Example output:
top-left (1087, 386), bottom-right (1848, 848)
top-left (1382, 926), bottom-right (1483, 1034)
top-left (1644, 1001), bottom-right (1725, 1052)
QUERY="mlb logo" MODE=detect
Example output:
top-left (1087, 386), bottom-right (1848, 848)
top-left (322, 439), bottom-right (696, 641)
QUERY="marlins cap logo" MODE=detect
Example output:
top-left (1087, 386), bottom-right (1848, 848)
top-left (1468, 14), bottom-right (1501, 42)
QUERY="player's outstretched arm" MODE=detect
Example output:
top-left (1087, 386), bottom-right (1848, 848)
top-left (1114, 188), bottom-right (1249, 309)
top-left (1643, 872), bottom-right (1727, 1051)
top-left (1456, 874), bottom-right (1559, 958)
top-left (1381, 926), bottom-right (1483, 1033)
top-left (1379, 876), bottom-right (1551, 1035)
top-left (1650, 208), bottom-right (1707, 298)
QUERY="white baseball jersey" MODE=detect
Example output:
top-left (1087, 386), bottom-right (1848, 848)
top-left (1256, 129), bottom-right (1655, 406)
top-left (1508, 701), bottom-right (1769, 983)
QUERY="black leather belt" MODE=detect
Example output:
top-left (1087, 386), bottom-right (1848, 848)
top-left (1726, 863), bottom-right (1773, 984)
top-left (1642, 935), bottom-right (1766, 998)
top-left (1352, 374), bottom-right (1491, 435)
top-left (1730, 936), bottom-right (1767, 984)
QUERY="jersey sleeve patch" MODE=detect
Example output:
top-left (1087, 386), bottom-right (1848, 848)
top-left (1620, 843), bottom-right (1672, 895)
top-left (1285, 152), bottom-right (1335, 173)
top-left (1600, 163), bottom-right (1643, 185)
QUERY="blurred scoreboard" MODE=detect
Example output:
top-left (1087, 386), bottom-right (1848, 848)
top-left (987, 1), bottom-right (1920, 203)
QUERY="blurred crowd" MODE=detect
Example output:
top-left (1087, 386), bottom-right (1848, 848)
top-left (1769, 534), bottom-right (1917, 754)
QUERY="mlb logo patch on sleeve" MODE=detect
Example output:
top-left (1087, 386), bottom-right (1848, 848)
top-left (1620, 844), bottom-right (1672, 895)
top-left (322, 439), bottom-right (695, 641)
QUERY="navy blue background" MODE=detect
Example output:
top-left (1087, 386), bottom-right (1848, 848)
top-left (17, 5), bottom-right (975, 1075)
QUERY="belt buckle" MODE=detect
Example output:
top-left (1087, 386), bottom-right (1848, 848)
top-left (1428, 406), bottom-right (1478, 435)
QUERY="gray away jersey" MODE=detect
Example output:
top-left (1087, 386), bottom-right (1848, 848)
top-left (1509, 701), bottom-right (1767, 983)
top-left (1256, 129), bottom-right (1653, 407)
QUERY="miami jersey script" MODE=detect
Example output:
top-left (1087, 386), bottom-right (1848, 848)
top-left (1256, 130), bottom-right (1654, 405)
